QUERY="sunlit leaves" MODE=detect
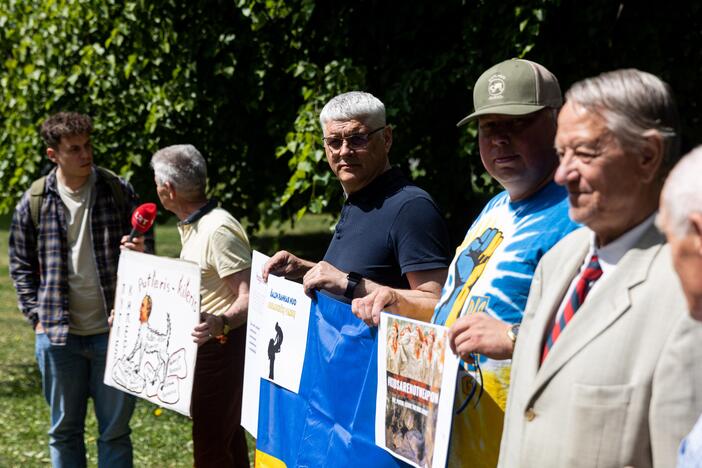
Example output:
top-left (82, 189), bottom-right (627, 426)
top-left (0, 0), bottom-right (194, 213)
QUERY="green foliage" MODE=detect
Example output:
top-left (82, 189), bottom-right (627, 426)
top-left (276, 59), bottom-right (365, 220)
top-left (0, 0), bottom-right (298, 226)
top-left (265, 1), bottom-right (559, 238)
top-left (0, 0), bottom-right (193, 206)
top-left (0, 0), bottom-right (700, 239)
top-left (0, 0), bottom-right (555, 235)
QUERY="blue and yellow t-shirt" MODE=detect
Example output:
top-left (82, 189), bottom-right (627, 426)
top-left (432, 181), bottom-right (579, 467)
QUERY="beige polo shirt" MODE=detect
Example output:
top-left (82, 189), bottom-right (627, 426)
top-left (178, 207), bottom-right (251, 316)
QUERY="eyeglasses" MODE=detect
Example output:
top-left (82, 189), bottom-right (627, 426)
top-left (322, 126), bottom-right (385, 151)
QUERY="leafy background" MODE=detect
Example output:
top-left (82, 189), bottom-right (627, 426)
top-left (1, 0), bottom-right (700, 243)
top-left (0, 1), bottom-right (700, 465)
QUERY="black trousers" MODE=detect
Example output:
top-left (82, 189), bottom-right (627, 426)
top-left (191, 325), bottom-right (249, 467)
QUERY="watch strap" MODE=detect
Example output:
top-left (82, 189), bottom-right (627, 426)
top-left (221, 315), bottom-right (231, 336)
top-left (344, 271), bottom-right (362, 299)
top-left (507, 323), bottom-right (520, 344)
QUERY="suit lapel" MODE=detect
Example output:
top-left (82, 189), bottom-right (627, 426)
top-left (528, 225), bottom-right (664, 403)
top-left (516, 231), bottom-right (590, 399)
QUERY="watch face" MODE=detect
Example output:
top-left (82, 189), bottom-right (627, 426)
top-left (347, 271), bottom-right (362, 282)
top-left (507, 323), bottom-right (520, 343)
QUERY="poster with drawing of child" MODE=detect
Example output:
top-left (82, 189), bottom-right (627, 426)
top-left (105, 250), bottom-right (200, 417)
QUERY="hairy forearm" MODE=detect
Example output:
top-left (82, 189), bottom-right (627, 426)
top-left (223, 292), bottom-right (249, 329)
top-left (353, 269), bottom-right (445, 323)
top-left (355, 275), bottom-right (443, 300)
top-left (220, 268), bottom-right (251, 330)
top-left (291, 258), bottom-right (317, 279)
top-left (387, 289), bottom-right (440, 321)
top-left (354, 277), bottom-right (380, 298)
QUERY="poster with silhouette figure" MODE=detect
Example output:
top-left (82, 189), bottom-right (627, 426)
top-left (258, 274), bottom-right (310, 394)
top-left (104, 250), bottom-right (200, 417)
top-left (376, 313), bottom-right (459, 468)
top-left (268, 322), bottom-right (284, 379)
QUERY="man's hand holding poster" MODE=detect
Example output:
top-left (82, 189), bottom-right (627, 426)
top-left (241, 251), bottom-right (312, 438)
top-left (377, 313), bottom-right (459, 468)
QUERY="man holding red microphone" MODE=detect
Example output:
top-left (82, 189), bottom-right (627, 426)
top-left (150, 144), bottom-right (252, 467)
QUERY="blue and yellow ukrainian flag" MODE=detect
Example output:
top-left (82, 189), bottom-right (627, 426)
top-left (255, 293), bottom-right (408, 467)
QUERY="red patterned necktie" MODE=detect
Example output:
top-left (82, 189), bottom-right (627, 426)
top-left (541, 254), bottom-right (603, 363)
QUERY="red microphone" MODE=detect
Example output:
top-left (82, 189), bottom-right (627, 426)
top-left (129, 203), bottom-right (157, 239)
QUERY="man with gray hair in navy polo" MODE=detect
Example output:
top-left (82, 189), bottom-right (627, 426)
top-left (263, 91), bottom-right (451, 315)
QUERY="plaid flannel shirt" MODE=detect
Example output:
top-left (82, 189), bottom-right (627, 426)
top-left (9, 167), bottom-right (154, 345)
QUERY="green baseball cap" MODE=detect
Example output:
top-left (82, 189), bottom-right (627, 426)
top-left (457, 58), bottom-right (562, 126)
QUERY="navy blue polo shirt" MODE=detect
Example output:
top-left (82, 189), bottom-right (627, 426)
top-left (323, 167), bottom-right (450, 291)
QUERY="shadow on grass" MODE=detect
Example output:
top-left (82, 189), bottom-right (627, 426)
top-left (0, 362), bottom-right (41, 397)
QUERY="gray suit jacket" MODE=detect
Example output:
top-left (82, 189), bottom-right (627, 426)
top-left (498, 225), bottom-right (702, 468)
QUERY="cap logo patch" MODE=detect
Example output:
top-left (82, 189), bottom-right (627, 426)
top-left (487, 73), bottom-right (506, 100)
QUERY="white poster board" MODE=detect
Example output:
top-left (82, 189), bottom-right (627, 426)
top-left (105, 250), bottom-right (200, 417)
top-left (257, 274), bottom-right (311, 393)
top-left (241, 250), bottom-right (269, 437)
top-left (241, 250), bottom-right (312, 437)
top-left (376, 313), bottom-right (459, 468)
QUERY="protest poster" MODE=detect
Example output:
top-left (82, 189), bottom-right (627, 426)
top-left (257, 273), bottom-right (311, 393)
top-left (104, 250), bottom-right (200, 417)
top-left (241, 250), bottom-right (269, 437)
top-left (241, 250), bottom-right (312, 437)
top-left (376, 314), bottom-right (459, 468)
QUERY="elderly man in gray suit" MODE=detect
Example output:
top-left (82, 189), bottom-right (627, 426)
top-left (498, 69), bottom-right (702, 468)
top-left (658, 146), bottom-right (702, 466)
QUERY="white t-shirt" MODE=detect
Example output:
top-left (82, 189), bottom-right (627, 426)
top-left (57, 172), bottom-right (108, 335)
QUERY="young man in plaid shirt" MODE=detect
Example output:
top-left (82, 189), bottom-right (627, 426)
top-left (9, 112), bottom-right (152, 468)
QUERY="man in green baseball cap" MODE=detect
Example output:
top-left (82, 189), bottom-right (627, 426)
top-left (457, 58), bottom-right (563, 125)
top-left (436, 58), bottom-right (578, 466)
top-left (456, 58), bottom-right (564, 203)
top-left (352, 58), bottom-right (579, 466)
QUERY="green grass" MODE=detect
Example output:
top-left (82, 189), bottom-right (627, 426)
top-left (0, 214), bottom-right (331, 467)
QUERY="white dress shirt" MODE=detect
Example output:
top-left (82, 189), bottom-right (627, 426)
top-left (551, 213), bottom-right (657, 326)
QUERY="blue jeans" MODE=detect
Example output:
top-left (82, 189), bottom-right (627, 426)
top-left (35, 332), bottom-right (135, 468)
